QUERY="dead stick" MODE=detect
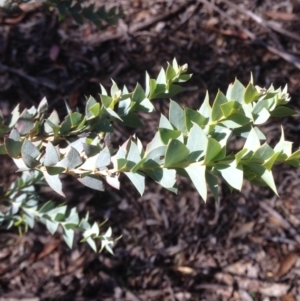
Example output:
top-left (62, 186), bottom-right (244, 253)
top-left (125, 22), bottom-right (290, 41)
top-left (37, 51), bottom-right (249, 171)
top-left (87, 1), bottom-right (194, 45)
top-left (259, 201), bottom-right (300, 245)
top-left (198, 0), bottom-right (300, 70)
top-left (0, 63), bottom-right (57, 90)
top-left (221, 0), bottom-right (300, 44)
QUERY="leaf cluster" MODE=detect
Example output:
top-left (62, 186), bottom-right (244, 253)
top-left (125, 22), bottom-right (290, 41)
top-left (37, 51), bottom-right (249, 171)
top-left (0, 59), bottom-right (190, 195)
top-left (43, 0), bottom-right (123, 28)
top-left (109, 76), bottom-right (297, 202)
top-left (0, 171), bottom-right (114, 252)
top-left (0, 59), bottom-right (189, 251)
top-left (0, 0), bottom-right (123, 29)
top-left (0, 58), bottom-right (298, 252)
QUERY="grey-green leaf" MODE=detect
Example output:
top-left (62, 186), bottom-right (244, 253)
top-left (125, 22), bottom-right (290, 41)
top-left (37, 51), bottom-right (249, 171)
top-left (199, 91), bottom-right (211, 119)
top-left (145, 168), bottom-right (176, 190)
top-left (186, 123), bottom-right (207, 161)
top-left (57, 147), bottom-right (82, 169)
top-left (185, 165), bottom-right (207, 201)
top-left (169, 100), bottom-right (186, 133)
top-left (78, 175), bottom-right (105, 191)
top-left (204, 138), bottom-right (221, 163)
top-left (37, 97), bottom-right (48, 114)
top-left (43, 171), bottom-right (65, 197)
top-left (5, 138), bottom-right (22, 158)
top-left (211, 90), bottom-right (228, 121)
top-left (21, 139), bottom-right (40, 168)
top-left (215, 163), bottom-right (243, 190)
top-left (124, 171), bottom-right (145, 195)
top-left (62, 226), bottom-right (74, 249)
top-left (44, 142), bottom-right (60, 166)
top-left (96, 147), bottom-right (111, 169)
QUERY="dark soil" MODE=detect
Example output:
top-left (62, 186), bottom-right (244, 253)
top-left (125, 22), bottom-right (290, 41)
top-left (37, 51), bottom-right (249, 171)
top-left (1, 1), bottom-right (300, 300)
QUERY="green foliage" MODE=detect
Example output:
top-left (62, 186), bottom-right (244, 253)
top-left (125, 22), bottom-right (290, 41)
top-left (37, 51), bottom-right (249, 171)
top-left (0, 58), bottom-right (298, 252)
top-left (0, 0), bottom-right (123, 28)
top-left (43, 0), bottom-right (123, 28)
top-left (0, 171), bottom-right (114, 253)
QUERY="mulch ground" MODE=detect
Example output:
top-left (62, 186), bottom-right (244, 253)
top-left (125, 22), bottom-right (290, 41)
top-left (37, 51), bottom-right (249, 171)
top-left (1, 0), bottom-right (300, 300)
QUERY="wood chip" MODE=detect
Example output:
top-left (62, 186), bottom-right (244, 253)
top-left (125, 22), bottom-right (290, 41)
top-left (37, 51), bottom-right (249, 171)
top-left (173, 266), bottom-right (196, 275)
top-left (229, 221), bottom-right (255, 238)
top-left (272, 252), bottom-right (298, 279)
top-left (215, 272), bottom-right (289, 297)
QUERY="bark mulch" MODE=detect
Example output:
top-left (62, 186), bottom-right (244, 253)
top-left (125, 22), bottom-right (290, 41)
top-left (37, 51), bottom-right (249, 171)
top-left (1, 0), bottom-right (300, 300)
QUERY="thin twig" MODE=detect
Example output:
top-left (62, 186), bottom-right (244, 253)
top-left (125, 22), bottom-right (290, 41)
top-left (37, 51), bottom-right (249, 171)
top-left (197, 0), bottom-right (300, 70)
top-left (266, 21), bottom-right (300, 43)
top-left (259, 201), bottom-right (300, 245)
top-left (0, 63), bottom-right (57, 90)
top-left (222, 0), bottom-right (283, 49)
top-left (221, 0), bottom-right (300, 44)
top-left (87, 1), bottom-right (194, 45)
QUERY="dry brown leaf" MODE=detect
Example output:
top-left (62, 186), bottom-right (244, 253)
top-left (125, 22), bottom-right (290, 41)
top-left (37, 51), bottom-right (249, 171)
top-left (269, 215), bottom-right (286, 228)
top-left (269, 215), bottom-right (285, 229)
top-left (263, 11), bottom-right (298, 21)
top-left (273, 252), bottom-right (298, 279)
top-left (37, 240), bottom-right (60, 260)
top-left (282, 294), bottom-right (296, 301)
top-left (230, 221), bottom-right (255, 238)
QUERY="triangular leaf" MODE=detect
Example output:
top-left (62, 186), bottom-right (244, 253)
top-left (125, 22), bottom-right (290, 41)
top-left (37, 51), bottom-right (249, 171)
top-left (215, 163), bottom-right (243, 190)
top-left (159, 114), bottom-right (173, 130)
top-left (185, 165), bottom-right (207, 201)
top-left (78, 175), bottom-right (105, 191)
top-left (164, 140), bottom-right (189, 167)
top-left (43, 171), bottom-right (65, 197)
top-left (228, 79), bottom-right (245, 103)
top-left (145, 168), bottom-right (176, 190)
top-left (37, 97), bottom-right (48, 114)
top-left (169, 100), bottom-right (186, 133)
top-left (244, 82), bottom-right (259, 104)
top-left (96, 147), bottom-right (111, 169)
top-left (186, 123), bottom-right (207, 161)
top-left (57, 147), bottom-right (82, 169)
top-left (16, 109), bottom-right (35, 135)
top-left (46, 166), bottom-right (65, 175)
top-left (44, 142), bottom-right (60, 166)
top-left (5, 138), bottom-right (22, 158)
top-left (204, 138), bottom-right (221, 163)
top-left (211, 90), bottom-right (228, 121)
top-left (62, 226), bottom-right (74, 249)
top-left (244, 128), bottom-right (261, 152)
top-left (21, 139), bottom-right (40, 168)
top-left (184, 107), bottom-right (206, 130)
top-left (124, 171), bottom-right (145, 195)
top-left (132, 83), bottom-right (146, 103)
top-left (199, 91), bottom-right (211, 118)
top-left (270, 106), bottom-right (296, 117)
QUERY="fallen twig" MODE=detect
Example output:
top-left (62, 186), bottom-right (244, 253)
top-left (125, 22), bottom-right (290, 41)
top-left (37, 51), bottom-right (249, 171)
top-left (0, 63), bottom-right (57, 90)
top-left (87, 1), bottom-right (194, 45)
top-left (221, 0), bottom-right (300, 44)
top-left (259, 201), bottom-right (300, 245)
top-left (197, 0), bottom-right (300, 70)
